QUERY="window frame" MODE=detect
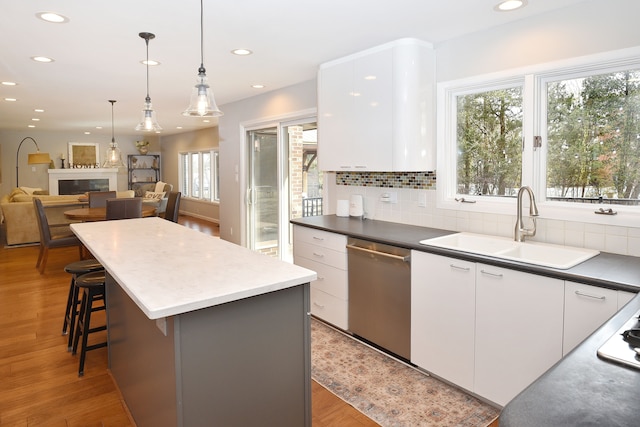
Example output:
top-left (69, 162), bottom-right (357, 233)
top-left (437, 46), bottom-right (640, 226)
top-left (179, 149), bottom-right (220, 203)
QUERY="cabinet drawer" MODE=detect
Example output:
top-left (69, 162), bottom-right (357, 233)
top-left (294, 241), bottom-right (347, 270)
top-left (294, 256), bottom-right (348, 299)
top-left (310, 287), bottom-right (348, 330)
top-left (294, 226), bottom-right (347, 253)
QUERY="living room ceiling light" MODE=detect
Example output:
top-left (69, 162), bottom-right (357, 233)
top-left (232, 49), bottom-right (252, 56)
top-left (495, 0), bottom-right (527, 11)
top-left (31, 56), bottom-right (54, 63)
top-left (2, 81), bottom-right (17, 86)
top-left (36, 12), bottom-right (69, 23)
top-left (183, 0), bottom-right (223, 118)
top-left (15, 137), bottom-right (51, 187)
top-left (135, 32), bottom-right (162, 132)
top-left (104, 100), bottom-right (125, 167)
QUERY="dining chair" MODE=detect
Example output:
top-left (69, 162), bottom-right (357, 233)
top-left (105, 198), bottom-right (143, 220)
top-left (33, 198), bottom-right (83, 274)
top-left (164, 191), bottom-right (181, 222)
top-left (88, 191), bottom-right (117, 208)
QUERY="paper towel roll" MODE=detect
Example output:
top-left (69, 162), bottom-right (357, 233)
top-left (336, 200), bottom-right (350, 217)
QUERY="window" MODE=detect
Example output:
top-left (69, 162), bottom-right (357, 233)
top-left (438, 48), bottom-right (640, 222)
top-left (544, 70), bottom-right (640, 205)
top-left (179, 149), bottom-right (219, 202)
top-left (456, 86), bottom-right (523, 197)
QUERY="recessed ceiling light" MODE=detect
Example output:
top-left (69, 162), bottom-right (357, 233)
top-left (84, 131), bottom-right (91, 135)
top-left (251, 84), bottom-right (265, 89)
top-left (36, 12), bottom-right (70, 23)
top-left (203, 119), bottom-right (211, 123)
top-left (4, 98), bottom-right (17, 102)
top-left (34, 109), bottom-right (44, 113)
top-left (232, 48), bottom-right (253, 56)
top-left (28, 125), bottom-right (36, 128)
top-left (495, 0), bottom-right (527, 11)
top-left (176, 126), bottom-right (183, 129)
top-left (2, 81), bottom-right (17, 86)
top-left (141, 60), bottom-right (160, 66)
top-left (96, 126), bottom-right (103, 129)
top-left (31, 56), bottom-right (54, 63)
top-left (31, 118), bottom-right (40, 121)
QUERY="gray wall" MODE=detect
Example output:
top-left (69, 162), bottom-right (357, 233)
top-left (159, 127), bottom-right (220, 222)
top-left (0, 129), bottom-right (159, 196)
top-left (218, 80), bottom-right (317, 244)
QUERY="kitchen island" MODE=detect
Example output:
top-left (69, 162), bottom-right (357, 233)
top-left (71, 217), bottom-right (316, 427)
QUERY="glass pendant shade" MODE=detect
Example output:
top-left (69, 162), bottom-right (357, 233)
top-left (185, 0), bottom-right (223, 118)
top-left (103, 142), bottom-right (124, 168)
top-left (104, 99), bottom-right (125, 168)
top-left (135, 98), bottom-right (162, 132)
top-left (183, 68), bottom-right (223, 117)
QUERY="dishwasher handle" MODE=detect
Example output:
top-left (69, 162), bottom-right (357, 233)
top-left (346, 244), bottom-right (410, 262)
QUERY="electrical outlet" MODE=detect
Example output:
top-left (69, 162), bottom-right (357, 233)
top-left (418, 192), bottom-right (427, 207)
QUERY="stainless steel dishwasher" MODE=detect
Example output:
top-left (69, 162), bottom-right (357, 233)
top-left (347, 238), bottom-right (411, 360)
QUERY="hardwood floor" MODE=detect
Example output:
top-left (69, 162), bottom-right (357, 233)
top-left (0, 215), bottom-right (380, 426)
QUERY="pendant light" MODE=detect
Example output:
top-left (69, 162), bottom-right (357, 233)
top-left (103, 100), bottom-right (125, 167)
top-left (135, 32), bottom-right (162, 132)
top-left (183, 0), bottom-right (223, 117)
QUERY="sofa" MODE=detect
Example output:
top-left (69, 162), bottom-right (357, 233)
top-left (0, 187), bottom-right (134, 246)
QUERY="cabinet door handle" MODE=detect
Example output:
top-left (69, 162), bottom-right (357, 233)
top-left (317, 276), bottom-right (325, 281)
top-left (312, 236), bottom-right (325, 241)
top-left (312, 252), bottom-right (325, 258)
top-left (575, 290), bottom-right (606, 300)
top-left (450, 264), bottom-right (471, 272)
top-left (480, 269), bottom-right (504, 278)
top-left (313, 301), bottom-right (325, 309)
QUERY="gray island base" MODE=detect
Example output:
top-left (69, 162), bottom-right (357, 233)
top-left (71, 218), bottom-right (316, 426)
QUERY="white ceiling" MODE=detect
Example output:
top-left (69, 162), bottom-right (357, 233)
top-left (0, 0), bottom-right (591, 136)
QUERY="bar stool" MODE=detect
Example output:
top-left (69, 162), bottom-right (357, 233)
top-left (62, 259), bottom-right (104, 351)
top-left (72, 271), bottom-right (108, 376)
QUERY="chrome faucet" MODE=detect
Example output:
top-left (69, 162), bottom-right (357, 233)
top-left (514, 186), bottom-right (539, 242)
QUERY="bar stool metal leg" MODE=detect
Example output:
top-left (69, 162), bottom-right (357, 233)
top-left (62, 259), bottom-right (103, 352)
top-left (72, 271), bottom-right (108, 377)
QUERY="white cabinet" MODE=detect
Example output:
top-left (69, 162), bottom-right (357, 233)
top-left (411, 251), bottom-right (476, 391)
top-left (563, 282), bottom-right (618, 356)
top-left (474, 264), bottom-right (564, 407)
top-left (318, 38), bottom-right (435, 172)
top-left (293, 226), bottom-right (348, 329)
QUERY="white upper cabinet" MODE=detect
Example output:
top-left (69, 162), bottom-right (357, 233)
top-left (318, 38), bottom-right (435, 172)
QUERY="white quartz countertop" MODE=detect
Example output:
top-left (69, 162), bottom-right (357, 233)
top-left (71, 218), bottom-right (316, 319)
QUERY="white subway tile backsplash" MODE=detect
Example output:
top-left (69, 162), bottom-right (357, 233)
top-left (331, 186), bottom-right (637, 255)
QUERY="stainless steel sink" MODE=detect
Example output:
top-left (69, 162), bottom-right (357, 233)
top-left (419, 232), bottom-right (599, 269)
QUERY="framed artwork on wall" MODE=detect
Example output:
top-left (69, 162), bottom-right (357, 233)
top-left (68, 142), bottom-right (100, 168)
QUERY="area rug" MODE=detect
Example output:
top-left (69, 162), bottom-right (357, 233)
top-left (311, 319), bottom-right (500, 427)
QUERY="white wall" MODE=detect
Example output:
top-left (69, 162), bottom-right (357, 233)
top-left (0, 129), bottom-right (157, 196)
top-left (218, 80), bottom-right (317, 244)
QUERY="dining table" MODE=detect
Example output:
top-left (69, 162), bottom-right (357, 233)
top-left (64, 205), bottom-right (156, 221)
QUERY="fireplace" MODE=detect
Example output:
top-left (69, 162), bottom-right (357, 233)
top-left (48, 168), bottom-right (118, 195)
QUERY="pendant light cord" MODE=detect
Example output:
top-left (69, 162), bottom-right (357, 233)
top-left (145, 37), bottom-right (151, 102)
top-left (110, 100), bottom-right (116, 143)
top-left (199, 0), bottom-right (205, 72)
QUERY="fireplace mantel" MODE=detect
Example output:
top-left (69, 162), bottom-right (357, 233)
top-left (48, 168), bottom-right (118, 195)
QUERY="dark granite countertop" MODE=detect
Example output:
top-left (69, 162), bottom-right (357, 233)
top-left (292, 215), bottom-right (640, 425)
top-left (291, 215), bottom-right (640, 293)
top-left (500, 297), bottom-right (640, 427)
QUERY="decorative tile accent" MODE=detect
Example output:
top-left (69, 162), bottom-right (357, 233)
top-left (336, 171), bottom-right (437, 189)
